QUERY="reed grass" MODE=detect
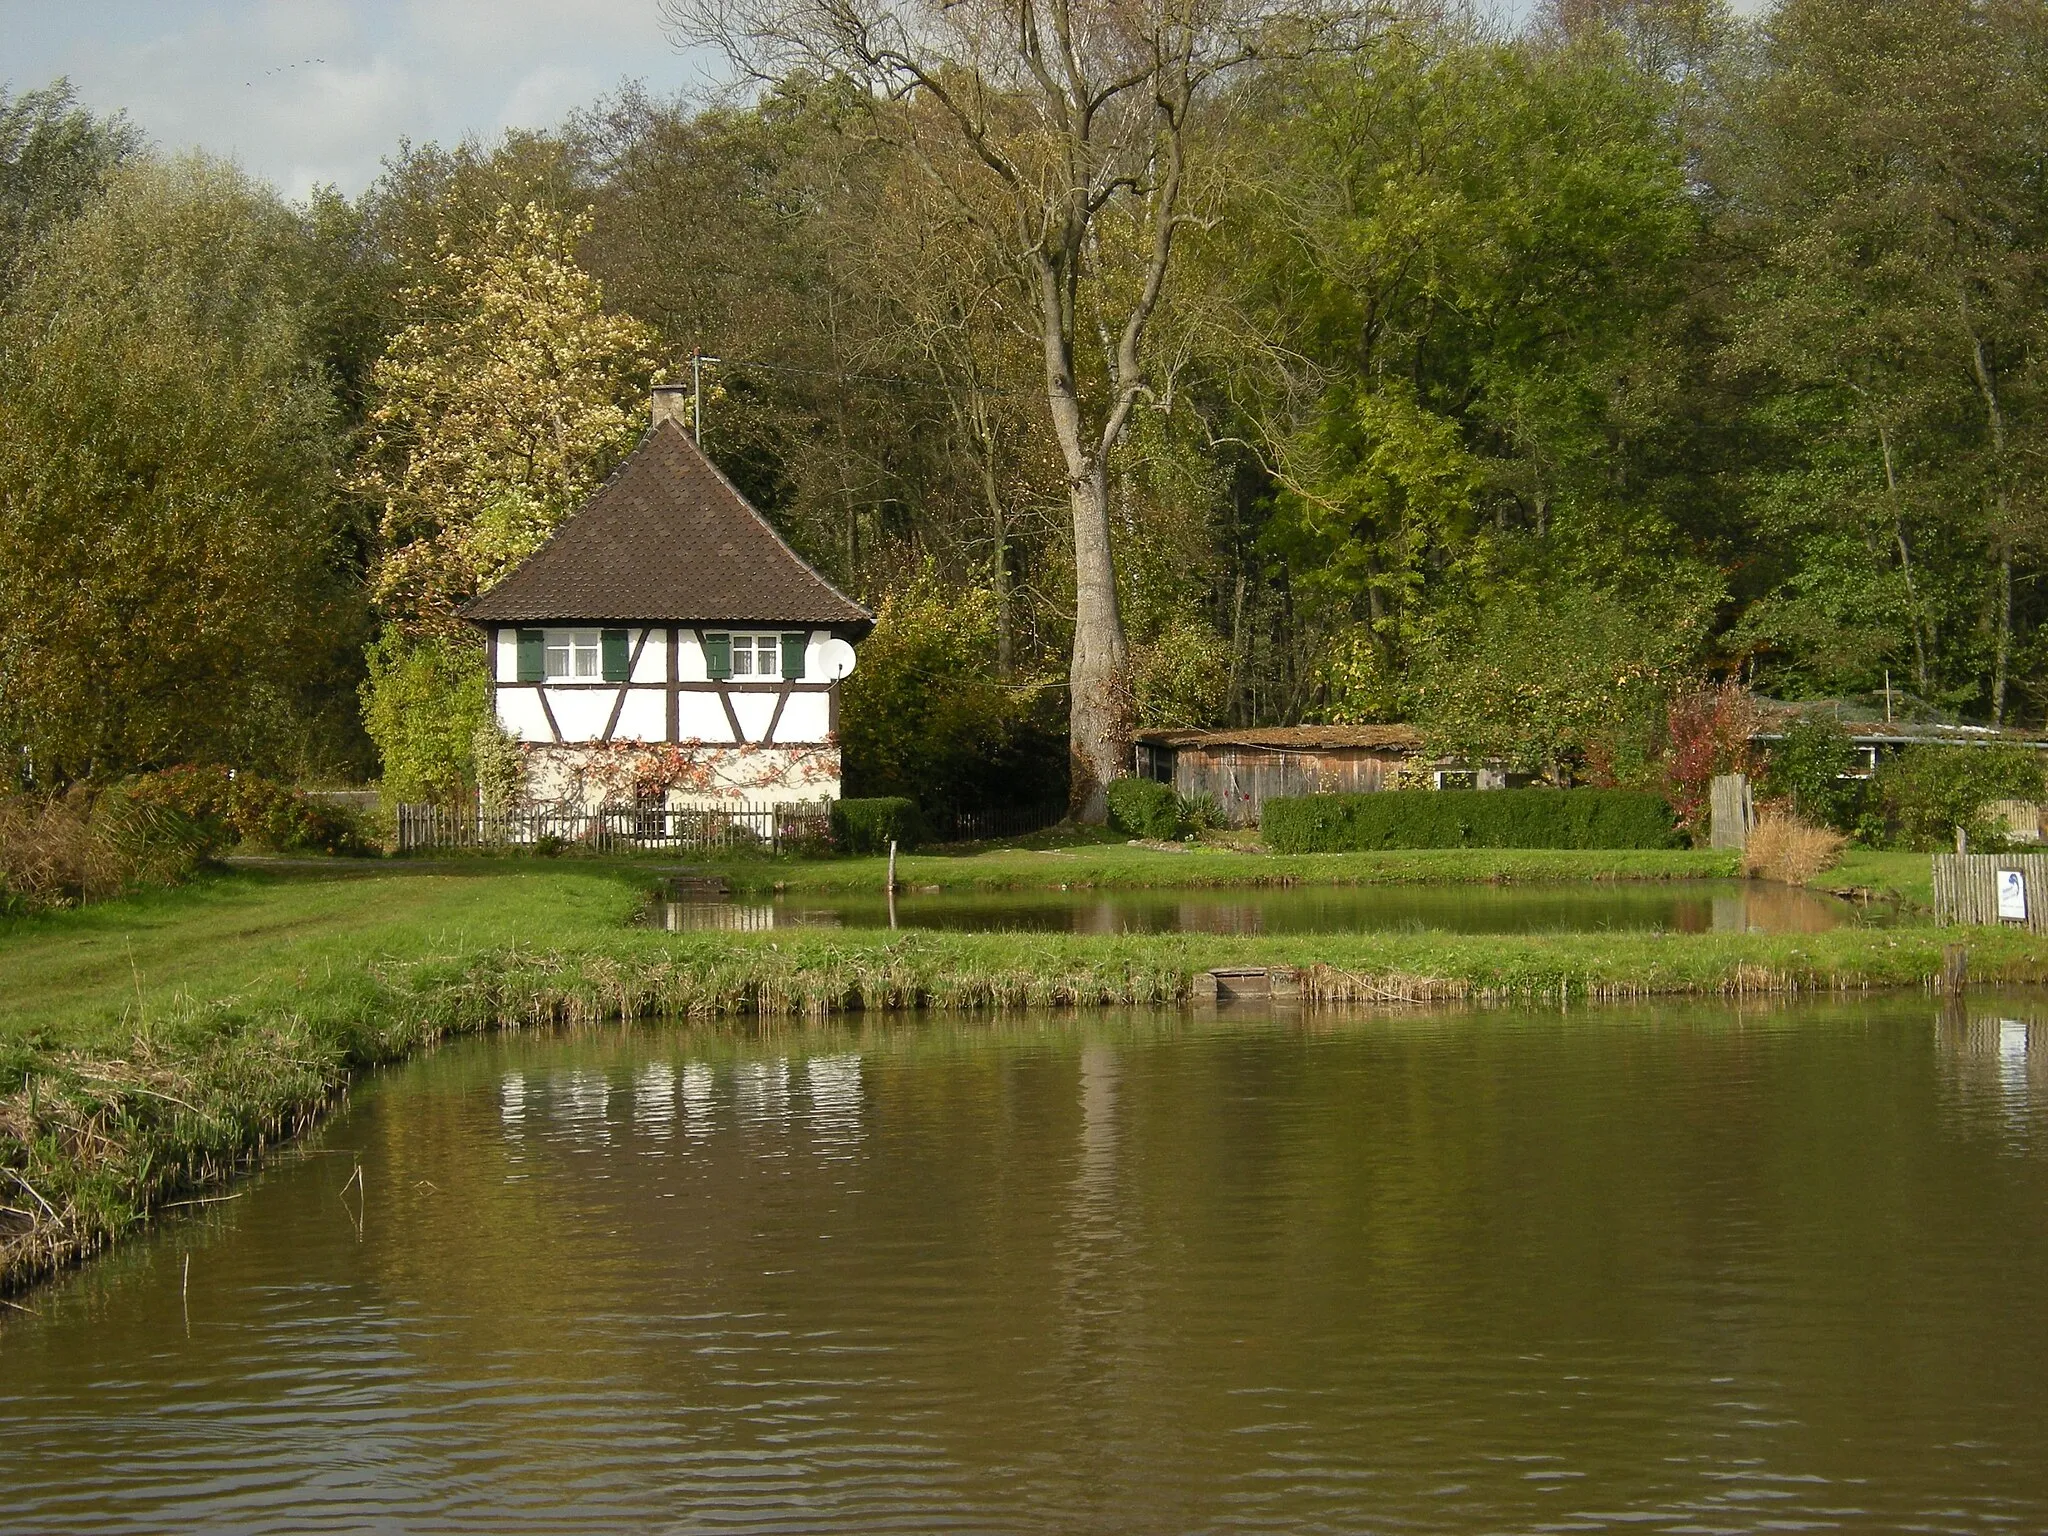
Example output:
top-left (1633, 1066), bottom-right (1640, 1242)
top-left (1744, 813), bottom-right (1849, 885)
top-left (0, 858), bottom-right (2029, 1299)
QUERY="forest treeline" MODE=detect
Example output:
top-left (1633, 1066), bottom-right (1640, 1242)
top-left (2, 0), bottom-right (2044, 816)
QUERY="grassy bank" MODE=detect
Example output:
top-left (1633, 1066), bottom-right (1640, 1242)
top-left (0, 857), bottom-right (2016, 1299)
top-left (704, 843), bottom-right (1745, 893)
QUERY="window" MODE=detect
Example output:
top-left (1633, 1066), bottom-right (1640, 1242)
top-left (545, 629), bottom-right (603, 680)
top-left (728, 633), bottom-right (782, 680)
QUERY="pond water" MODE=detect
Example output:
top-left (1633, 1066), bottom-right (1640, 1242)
top-left (5, 998), bottom-right (2048, 1533)
top-left (652, 879), bottom-right (1880, 935)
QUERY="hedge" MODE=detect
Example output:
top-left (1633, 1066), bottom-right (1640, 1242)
top-left (831, 796), bottom-right (926, 854)
top-left (1106, 777), bottom-right (1183, 840)
top-left (1261, 789), bottom-right (1682, 852)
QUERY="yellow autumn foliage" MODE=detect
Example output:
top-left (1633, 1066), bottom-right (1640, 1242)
top-left (358, 203), bottom-right (655, 634)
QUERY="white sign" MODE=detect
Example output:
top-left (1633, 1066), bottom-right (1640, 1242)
top-left (1997, 869), bottom-right (2028, 922)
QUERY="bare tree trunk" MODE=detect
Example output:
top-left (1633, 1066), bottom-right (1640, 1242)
top-left (1067, 463), bottom-right (1129, 819)
top-left (973, 425), bottom-right (1015, 678)
top-left (1967, 319), bottom-right (2015, 725)
top-left (1877, 422), bottom-right (1931, 697)
top-left (1995, 545), bottom-right (2013, 726)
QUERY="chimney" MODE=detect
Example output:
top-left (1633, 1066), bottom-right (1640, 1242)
top-left (651, 384), bottom-right (691, 433)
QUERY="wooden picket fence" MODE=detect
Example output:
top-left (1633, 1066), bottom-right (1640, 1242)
top-left (1932, 852), bottom-right (2048, 933)
top-left (395, 800), bottom-right (831, 855)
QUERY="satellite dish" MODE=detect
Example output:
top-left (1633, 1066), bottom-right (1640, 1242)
top-left (818, 637), bottom-right (857, 680)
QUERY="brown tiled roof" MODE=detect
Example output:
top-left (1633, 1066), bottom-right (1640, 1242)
top-left (1135, 724), bottom-right (1424, 752)
top-left (463, 419), bottom-right (872, 629)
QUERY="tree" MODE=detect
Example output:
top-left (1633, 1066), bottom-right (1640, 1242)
top-left (1407, 586), bottom-right (1708, 782)
top-left (0, 79), bottom-right (142, 295)
top-left (0, 157), bottom-right (365, 783)
top-left (838, 569), bottom-right (1067, 815)
top-left (1723, 0), bottom-right (2048, 720)
top-left (663, 0), bottom-right (1378, 819)
top-left (1220, 30), bottom-right (1708, 708)
top-left (355, 202), bottom-right (655, 636)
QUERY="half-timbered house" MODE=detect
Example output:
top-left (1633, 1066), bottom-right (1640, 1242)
top-left (464, 388), bottom-right (872, 814)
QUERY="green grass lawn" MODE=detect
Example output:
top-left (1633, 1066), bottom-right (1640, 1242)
top-left (1822, 848), bottom-right (1937, 907)
top-left (0, 865), bottom-right (644, 1046)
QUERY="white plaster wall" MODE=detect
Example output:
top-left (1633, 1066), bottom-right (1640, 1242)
top-left (612, 690), bottom-right (667, 742)
top-left (497, 687), bottom-right (551, 743)
top-left (681, 746), bottom-right (840, 805)
top-left (775, 691), bottom-right (831, 744)
top-left (518, 743), bottom-right (841, 812)
top-left (676, 630), bottom-right (709, 682)
top-left (494, 628), bottom-right (517, 683)
top-left (629, 628), bottom-right (667, 684)
top-left (730, 693), bottom-right (779, 743)
top-left (546, 689), bottom-right (614, 742)
top-left (677, 693), bottom-right (734, 743)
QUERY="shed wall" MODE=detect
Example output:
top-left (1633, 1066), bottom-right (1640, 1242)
top-left (1174, 748), bottom-right (1408, 827)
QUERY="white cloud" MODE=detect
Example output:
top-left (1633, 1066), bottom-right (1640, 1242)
top-left (2, 0), bottom-right (715, 198)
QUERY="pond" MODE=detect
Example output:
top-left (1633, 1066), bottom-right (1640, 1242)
top-left (651, 878), bottom-right (1882, 935)
top-left (5, 998), bottom-right (2048, 1532)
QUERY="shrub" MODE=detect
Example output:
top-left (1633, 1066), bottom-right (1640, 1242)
top-left (1261, 789), bottom-right (1681, 852)
top-left (360, 631), bottom-right (493, 805)
top-left (831, 797), bottom-right (926, 855)
top-left (123, 765), bottom-right (372, 856)
top-left (838, 572), bottom-right (1067, 818)
top-left (1, 788), bottom-right (214, 913)
top-left (1107, 777), bottom-right (1183, 840)
top-left (1870, 744), bottom-right (2046, 850)
top-left (1743, 812), bottom-right (1847, 884)
top-left (1759, 715), bottom-right (1865, 831)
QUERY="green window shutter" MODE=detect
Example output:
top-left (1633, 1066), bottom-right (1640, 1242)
top-left (601, 628), bottom-right (630, 682)
top-left (704, 632), bottom-right (732, 680)
top-left (782, 631), bottom-right (807, 681)
top-left (516, 629), bottom-right (545, 683)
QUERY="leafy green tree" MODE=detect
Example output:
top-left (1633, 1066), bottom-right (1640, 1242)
top-left (0, 79), bottom-right (142, 293)
top-left (0, 157), bottom-right (365, 783)
top-left (1408, 586), bottom-right (1708, 782)
top-left (1758, 714), bottom-right (1863, 830)
top-left (838, 573), bottom-right (1065, 817)
top-left (359, 633), bottom-right (493, 805)
top-left (1225, 32), bottom-right (1713, 699)
top-left (1723, 0), bottom-right (2048, 719)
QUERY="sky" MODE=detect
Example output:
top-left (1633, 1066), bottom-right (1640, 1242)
top-left (3, 0), bottom-right (718, 200)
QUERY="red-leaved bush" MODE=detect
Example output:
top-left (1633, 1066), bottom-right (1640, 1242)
top-left (1662, 683), bottom-right (1761, 840)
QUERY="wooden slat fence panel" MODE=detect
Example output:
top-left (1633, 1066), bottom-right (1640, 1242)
top-left (1932, 852), bottom-right (2048, 933)
top-left (396, 802), bottom-right (832, 855)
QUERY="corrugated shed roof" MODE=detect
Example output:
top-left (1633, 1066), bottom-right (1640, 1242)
top-left (463, 419), bottom-right (872, 628)
top-left (1135, 724), bottom-right (1424, 752)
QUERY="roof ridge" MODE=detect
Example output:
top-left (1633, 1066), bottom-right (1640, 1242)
top-left (651, 418), bottom-right (872, 621)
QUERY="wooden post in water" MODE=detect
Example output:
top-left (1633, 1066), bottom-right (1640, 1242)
top-left (886, 839), bottom-right (898, 930)
top-left (1941, 943), bottom-right (1969, 995)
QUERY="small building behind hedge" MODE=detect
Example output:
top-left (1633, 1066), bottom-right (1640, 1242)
top-left (1133, 725), bottom-right (1520, 827)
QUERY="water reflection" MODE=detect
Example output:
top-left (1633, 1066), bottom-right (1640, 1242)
top-left (1937, 1008), bottom-right (2048, 1147)
top-left (8, 1002), bottom-right (2048, 1534)
top-left (651, 879), bottom-right (1878, 937)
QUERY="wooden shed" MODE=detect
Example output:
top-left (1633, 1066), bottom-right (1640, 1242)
top-left (1133, 725), bottom-right (1426, 827)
